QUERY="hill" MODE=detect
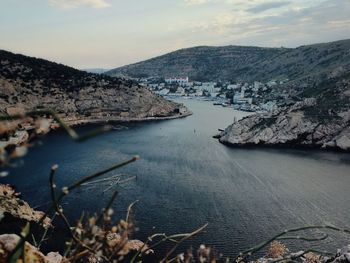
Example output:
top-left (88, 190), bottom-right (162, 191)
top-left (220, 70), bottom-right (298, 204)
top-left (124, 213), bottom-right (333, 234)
top-left (83, 68), bottom-right (110, 74)
top-left (106, 39), bottom-right (350, 83)
top-left (217, 70), bottom-right (350, 151)
top-left (0, 50), bottom-right (189, 125)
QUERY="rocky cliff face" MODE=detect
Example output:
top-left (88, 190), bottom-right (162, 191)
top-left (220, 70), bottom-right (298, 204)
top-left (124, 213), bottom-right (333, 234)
top-left (218, 72), bottom-right (350, 151)
top-left (107, 39), bottom-right (350, 83)
top-left (0, 50), bottom-right (189, 125)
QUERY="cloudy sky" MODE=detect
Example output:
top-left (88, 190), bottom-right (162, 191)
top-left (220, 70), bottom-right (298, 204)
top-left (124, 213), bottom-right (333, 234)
top-left (0, 0), bottom-right (349, 69)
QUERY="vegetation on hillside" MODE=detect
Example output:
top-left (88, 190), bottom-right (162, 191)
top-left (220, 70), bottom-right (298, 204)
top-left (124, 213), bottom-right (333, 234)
top-left (107, 39), bottom-right (350, 83)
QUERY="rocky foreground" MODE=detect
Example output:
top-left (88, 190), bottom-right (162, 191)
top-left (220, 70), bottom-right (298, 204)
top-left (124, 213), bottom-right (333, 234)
top-left (217, 72), bottom-right (350, 152)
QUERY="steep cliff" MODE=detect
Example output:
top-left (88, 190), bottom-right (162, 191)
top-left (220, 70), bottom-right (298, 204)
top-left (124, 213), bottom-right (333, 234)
top-left (218, 71), bottom-right (350, 151)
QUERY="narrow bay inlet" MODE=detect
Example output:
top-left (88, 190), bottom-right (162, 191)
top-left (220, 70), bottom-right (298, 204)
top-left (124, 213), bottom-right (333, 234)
top-left (4, 99), bottom-right (350, 259)
top-left (1, 1), bottom-right (350, 261)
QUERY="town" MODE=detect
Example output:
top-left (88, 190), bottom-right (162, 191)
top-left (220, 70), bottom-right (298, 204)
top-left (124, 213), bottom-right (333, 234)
top-left (136, 76), bottom-right (296, 113)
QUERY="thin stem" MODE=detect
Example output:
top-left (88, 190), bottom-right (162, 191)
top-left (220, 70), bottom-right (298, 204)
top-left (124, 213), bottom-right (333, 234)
top-left (0, 110), bottom-right (112, 142)
top-left (50, 164), bottom-right (109, 261)
top-left (276, 233), bottom-right (329, 242)
top-left (126, 200), bottom-right (139, 224)
top-left (236, 225), bottom-right (350, 262)
top-left (269, 249), bottom-right (335, 263)
top-left (95, 190), bottom-right (119, 225)
top-left (66, 156), bottom-right (139, 192)
top-left (160, 223), bottom-right (208, 262)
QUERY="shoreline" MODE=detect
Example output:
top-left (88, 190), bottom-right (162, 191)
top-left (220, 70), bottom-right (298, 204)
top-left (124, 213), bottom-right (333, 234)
top-left (0, 110), bottom-right (193, 148)
top-left (63, 110), bottom-right (193, 127)
top-left (216, 136), bottom-right (350, 153)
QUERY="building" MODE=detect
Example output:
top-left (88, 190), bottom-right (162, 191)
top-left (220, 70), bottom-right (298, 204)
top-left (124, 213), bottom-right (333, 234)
top-left (227, 84), bottom-right (239, 90)
top-left (176, 87), bottom-right (185, 96)
top-left (197, 82), bottom-right (217, 92)
top-left (165, 77), bottom-right (189, 86)
top-left (253, 81), bottom-right (262, 91)
top-left (260, 101), bottom-right (277, 112)
top-left (156, 88), bottom-right (170, 95)
top-left (233, 91), bottom-right (252, 104)
top-left (267, 80), bottom-right (277, 87)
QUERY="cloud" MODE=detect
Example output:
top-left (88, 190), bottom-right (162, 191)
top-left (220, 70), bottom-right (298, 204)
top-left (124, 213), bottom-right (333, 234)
top-left (49, 0), bottom-right (110, 9)
top-left (177, 0), bottom-right (350, 47)
top-left (246, 1), bottom-right (290, 13)
top-left (183, 0), bottom-right (208, 6)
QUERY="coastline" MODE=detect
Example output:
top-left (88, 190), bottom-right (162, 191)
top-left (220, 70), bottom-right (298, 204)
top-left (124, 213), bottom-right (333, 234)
top-left (63, 110), bottom-right (193, 126)
top-left (215, 134), bottom-right (350, 153)
top-left (0, 110), bottom-right (193, 148)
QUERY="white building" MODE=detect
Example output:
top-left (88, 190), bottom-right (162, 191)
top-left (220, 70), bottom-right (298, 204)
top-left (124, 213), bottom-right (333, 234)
top-left (260, 101), bottom-right (277, 111)
top-left (210, 92), bottom-right (219, 97)
top-left (253, 81), bottom-right (262, 91)
top-left (156, 88), bottom-right (170, 95)
top-left (267, 80), bottom-right (277, 87)
top-left (176, 87), bottom-right (185, 96)
top-left (233, 92), bottom-right (252, 104)
top-left (227, 84), bottom-right (239, 90)
top-left (240, 87), bottom-right (246, 98)
top-left (197, 82), bottom-right (217, 92)
top-left (165, 77), bottom-right (189, 86)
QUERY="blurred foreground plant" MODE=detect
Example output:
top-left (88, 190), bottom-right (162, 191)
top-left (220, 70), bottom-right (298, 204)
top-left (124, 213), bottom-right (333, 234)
top-left (0, 111), bottom-right (208, 262)
top-left (1, 111), bottom-right (350, 263)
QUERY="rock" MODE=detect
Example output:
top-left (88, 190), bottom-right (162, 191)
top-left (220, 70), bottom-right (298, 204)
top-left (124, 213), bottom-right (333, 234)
top-left (333, 128), bottom-right (350, 151)
top-left (218, 76), bottom-right (350, 152)
top-left (0, 184), bottom-right (52, 229)
top-left (0, 234), bottom-right (20, 252)
top-left (0, 235), bottom-right (64, 263)
top-left (0, 49), bottom-right (190, 128)
top-left (325, 244), bottom-right (350, 263)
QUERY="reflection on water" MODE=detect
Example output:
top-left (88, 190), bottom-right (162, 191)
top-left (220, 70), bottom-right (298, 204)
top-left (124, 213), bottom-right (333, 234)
top-left (3, 98), bottom-right (350, 258)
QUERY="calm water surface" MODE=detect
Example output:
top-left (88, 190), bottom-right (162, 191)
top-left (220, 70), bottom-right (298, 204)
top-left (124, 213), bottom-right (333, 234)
top-left (3, 98), bottom-right (350, 258)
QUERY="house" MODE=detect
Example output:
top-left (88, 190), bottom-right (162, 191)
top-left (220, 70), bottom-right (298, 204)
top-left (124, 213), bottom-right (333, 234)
top-left (227, 84), bottom-right (239, 90)
top-left (165, 77), bottom-right (189, 86)
top-left (253, 81), bottom-right (262, 92)
top-left (260, 101), bottom-right (277, 112)
top-left (156, 88), bottom-right (170, 95)
top-left (176, 87), bottom-right (185, 96)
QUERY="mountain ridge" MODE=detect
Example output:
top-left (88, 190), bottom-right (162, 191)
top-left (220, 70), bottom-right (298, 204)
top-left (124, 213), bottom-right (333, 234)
top-left (106, 39), bottom-right (350, 83)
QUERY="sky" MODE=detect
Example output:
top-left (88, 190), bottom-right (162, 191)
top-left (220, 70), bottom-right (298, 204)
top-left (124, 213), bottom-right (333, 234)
top-left (0, 0), bottom-right (349, 69)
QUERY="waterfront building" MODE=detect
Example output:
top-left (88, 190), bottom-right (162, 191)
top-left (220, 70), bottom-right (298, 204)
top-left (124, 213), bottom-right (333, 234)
top-left (165, 77), bottom-right (189, 86)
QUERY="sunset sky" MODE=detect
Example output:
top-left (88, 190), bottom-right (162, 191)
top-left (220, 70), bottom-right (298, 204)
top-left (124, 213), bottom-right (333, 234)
top-left (0, 0), bottom-right (349, 69)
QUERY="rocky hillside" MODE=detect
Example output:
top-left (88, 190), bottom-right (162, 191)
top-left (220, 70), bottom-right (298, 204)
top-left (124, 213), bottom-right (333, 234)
top-left (217, 70), bottom-right (350, 151)
top-left (107, 39), bottom-right (350, 83)
top-left (0, 50), bottom-right (189, 125)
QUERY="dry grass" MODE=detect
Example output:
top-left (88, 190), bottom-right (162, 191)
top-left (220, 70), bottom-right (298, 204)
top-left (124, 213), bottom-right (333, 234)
top-left (266, 241), bottom-right (288, 258)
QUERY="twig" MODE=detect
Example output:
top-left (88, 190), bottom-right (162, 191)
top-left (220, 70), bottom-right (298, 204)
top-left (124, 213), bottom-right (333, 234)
top-left (236, 225), bottom-right (350, 262)
top-left (49, 164), bottom-right (110, 261)
top-left (160, 223), bottom-right (208, 262)
top-left (269, 249), bottom-right (335, 263)
top-left (9, 156), bottom-right (139, 261)
top-left (126, 200), bottom-right (139, 224)
top-left (0, 110), bottom-right (112, 142)
top-left (65, 156), bottom-right (139, 193)
top-left (95, 190), bottom-right (119, 225)
top-left (276, 233), bottom-right (329, 242)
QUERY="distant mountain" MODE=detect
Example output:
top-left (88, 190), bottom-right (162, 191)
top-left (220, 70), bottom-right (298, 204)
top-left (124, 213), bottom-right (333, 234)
top-left (106, 39), bottom-right (350, 83)
top-left (83, 68), bottom-right (110, 74)
top-left (0, 50), bottom-right (188, 125)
